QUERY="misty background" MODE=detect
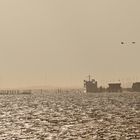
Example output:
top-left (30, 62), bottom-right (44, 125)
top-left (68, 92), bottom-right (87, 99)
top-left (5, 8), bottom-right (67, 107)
top-left (0, 0), bottom-right (140, 88)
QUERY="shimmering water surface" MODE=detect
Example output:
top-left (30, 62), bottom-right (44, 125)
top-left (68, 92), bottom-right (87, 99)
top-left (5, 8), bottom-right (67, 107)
top-left (0, 92), bottom-right (140, 140)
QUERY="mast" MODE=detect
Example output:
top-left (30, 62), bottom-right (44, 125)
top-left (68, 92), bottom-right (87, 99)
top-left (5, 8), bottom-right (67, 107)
top-left (88, 75), bottom-right (91, 81)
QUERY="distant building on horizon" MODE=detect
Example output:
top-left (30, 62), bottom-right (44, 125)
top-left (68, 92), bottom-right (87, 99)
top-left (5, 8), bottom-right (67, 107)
top-left (108, 83), bottom-right (122, 92)
top-left (84, 75), bottom-right (98, 93)
top-left (132, 82), bottom-right (140, 92)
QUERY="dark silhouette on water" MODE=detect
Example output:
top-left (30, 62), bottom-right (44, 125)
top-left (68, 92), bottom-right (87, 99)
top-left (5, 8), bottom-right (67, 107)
top-left (107, 83), bottom-right (122, 92)
top-left (132, 82), bottom-right (140, 92)
top-left (84, 75), bottom-right (98, 93)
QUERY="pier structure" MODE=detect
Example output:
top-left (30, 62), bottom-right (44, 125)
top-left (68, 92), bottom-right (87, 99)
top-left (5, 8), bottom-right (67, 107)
top-left (132, 82), bottom-right (140, 92)
top-left (108, 83), bottom-right (122, 92)
top-left (0, 90), bottom-right (32, 95)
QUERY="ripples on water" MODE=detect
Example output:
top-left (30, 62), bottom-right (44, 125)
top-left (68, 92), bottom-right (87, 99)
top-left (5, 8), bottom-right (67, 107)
top-left (0, 92), bottom-right (140, 140)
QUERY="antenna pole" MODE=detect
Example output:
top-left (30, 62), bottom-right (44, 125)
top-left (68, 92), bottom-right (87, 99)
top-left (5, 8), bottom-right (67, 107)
top-left (88, 75), bottom-right (91, 81)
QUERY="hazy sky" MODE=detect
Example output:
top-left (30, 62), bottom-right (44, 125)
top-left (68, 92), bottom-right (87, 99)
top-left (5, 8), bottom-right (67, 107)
top-left (0, 0), bottom-right (140, 88)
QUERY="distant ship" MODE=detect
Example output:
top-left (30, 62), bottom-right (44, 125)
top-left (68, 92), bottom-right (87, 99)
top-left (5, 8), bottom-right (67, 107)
top-left (84, 75), bottom-right (98, 93)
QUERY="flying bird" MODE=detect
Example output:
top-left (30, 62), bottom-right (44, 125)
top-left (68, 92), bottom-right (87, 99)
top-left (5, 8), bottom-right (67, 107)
top-left (132, 42), bottom-right (136, 44)
top-left (121, 41), bottom-right (136, 46)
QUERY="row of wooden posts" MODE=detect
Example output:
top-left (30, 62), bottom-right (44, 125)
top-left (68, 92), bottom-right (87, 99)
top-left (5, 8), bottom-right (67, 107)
top-left (0, 90), bottom-right (32, 95)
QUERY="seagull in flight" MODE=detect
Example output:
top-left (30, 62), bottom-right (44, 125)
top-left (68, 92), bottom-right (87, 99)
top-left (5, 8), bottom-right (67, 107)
top-left (121, 42), bottom-right (125, 45)
top-left (121, 42), bottom-right (136, 46)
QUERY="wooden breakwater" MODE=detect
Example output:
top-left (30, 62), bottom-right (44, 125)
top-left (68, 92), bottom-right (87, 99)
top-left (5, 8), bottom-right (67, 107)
top-left (0, 90), bottom-right (32, 95)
